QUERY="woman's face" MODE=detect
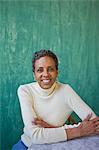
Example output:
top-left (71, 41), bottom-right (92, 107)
top-left (34, 56), bottom-right (58, 89)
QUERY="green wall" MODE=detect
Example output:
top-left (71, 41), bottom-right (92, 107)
top-left (0, 0), bottom-right (99, 149)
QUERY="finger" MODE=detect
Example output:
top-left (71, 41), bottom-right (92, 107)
top-left (32, 119), bottom-right (37, 124)
top-left (94, 121), bottom-right (99, 126)
top-left (32, 120), bottom-right (37, 125)
top-left (95, 129), bottom-right (99, 134)
top-left (34, 118), bottom-right (41, 121)
top-left (32, 118), bottom-right (42, 124)
top-left (92, 117), bottom-right (99, 123)
top-left (84, 113), bottom-right (92, 121)
top-left (96, 126), bottom-right (99, 131)
top-left (35, 120), bottom-right (42, 124)
top-left (94, 123), bottom-right (99, 130)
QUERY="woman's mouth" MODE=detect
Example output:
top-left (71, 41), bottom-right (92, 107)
top-left (42, 79), bottom-right (51, 84)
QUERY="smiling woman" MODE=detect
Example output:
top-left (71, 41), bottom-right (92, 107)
top-left (34, 56), bottom-right (58, 89)
top-left (12, 50), bottom-right (99, 150)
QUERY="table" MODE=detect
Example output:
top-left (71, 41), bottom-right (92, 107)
top-left (28, 135), bottom-right (99, 150)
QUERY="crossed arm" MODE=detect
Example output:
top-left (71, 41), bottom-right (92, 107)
top-left (32, 114), bottom-right (99, 140)
top-left (18, 85), bottom-right (99, 144)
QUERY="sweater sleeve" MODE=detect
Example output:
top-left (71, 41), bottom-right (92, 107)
top-left (65, 85), bottom-right (96, 120)
top-left (17, 85), bottom-right (67, 145)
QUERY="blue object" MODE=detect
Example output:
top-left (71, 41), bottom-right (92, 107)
top-left (12, 140), bottom-right (28, 150)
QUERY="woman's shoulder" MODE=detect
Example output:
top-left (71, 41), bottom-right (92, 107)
top-left (17, 82), bottom-right (37, 93)
top-left (57, 81), bottom-right (71, 89)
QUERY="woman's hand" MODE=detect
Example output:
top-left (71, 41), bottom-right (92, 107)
top-left (79, 115), bottom-right (99, 137)
top-left (66, 114), bottom-right (99, 140)
top-left (32, 118), bottom-right (58, 128)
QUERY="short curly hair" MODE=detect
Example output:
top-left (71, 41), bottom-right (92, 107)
top-left (32, 49), bottom-right (58, 72)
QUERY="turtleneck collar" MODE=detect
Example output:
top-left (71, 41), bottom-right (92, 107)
top-left (35, 82), bottom-right (57, 98)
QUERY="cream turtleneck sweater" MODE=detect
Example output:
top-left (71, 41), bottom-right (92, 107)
top-left (17, 81), bottom-right (96, 147)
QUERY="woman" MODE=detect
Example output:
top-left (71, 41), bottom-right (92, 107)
top-left (12, 50), bottom-right (99, 149)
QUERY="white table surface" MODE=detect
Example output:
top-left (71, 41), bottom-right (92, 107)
top-left (28, 135), bottom-right (99, 150)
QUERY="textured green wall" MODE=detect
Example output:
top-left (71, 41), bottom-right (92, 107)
top-left (0, 0), bottom-right (99, 149)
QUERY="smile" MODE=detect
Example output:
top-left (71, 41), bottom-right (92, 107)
top-left (42, 79), bottom-right (51, 84)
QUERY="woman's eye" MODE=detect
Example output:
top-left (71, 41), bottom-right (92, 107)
top-left (48, 67), bottom-right (54, 72)
top-left (37, 68), bottom-right (43, 73)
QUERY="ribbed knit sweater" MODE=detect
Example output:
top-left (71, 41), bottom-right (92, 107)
top-left (18, 81), bottom-right (96, 147)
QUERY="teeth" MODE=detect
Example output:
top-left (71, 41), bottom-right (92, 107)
top-left (43, 80), bottom-right (50, 83)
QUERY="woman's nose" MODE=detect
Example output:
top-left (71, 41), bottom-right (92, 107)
top-left (43, 69), bottom-right (49, 77)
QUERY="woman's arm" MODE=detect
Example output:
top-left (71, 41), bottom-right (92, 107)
top-left (66, 114), bottom-right (99, 140)
top-left (33, 114), bottom-right (99, 140)
top-left (32, 118), bottom-right (58, 128)
top-left (66, 85), bottom-right (96, 120)
top-left (18, 85), bottom-right (99, 144)
top-left (18, 85), bottom-right (66, 144)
